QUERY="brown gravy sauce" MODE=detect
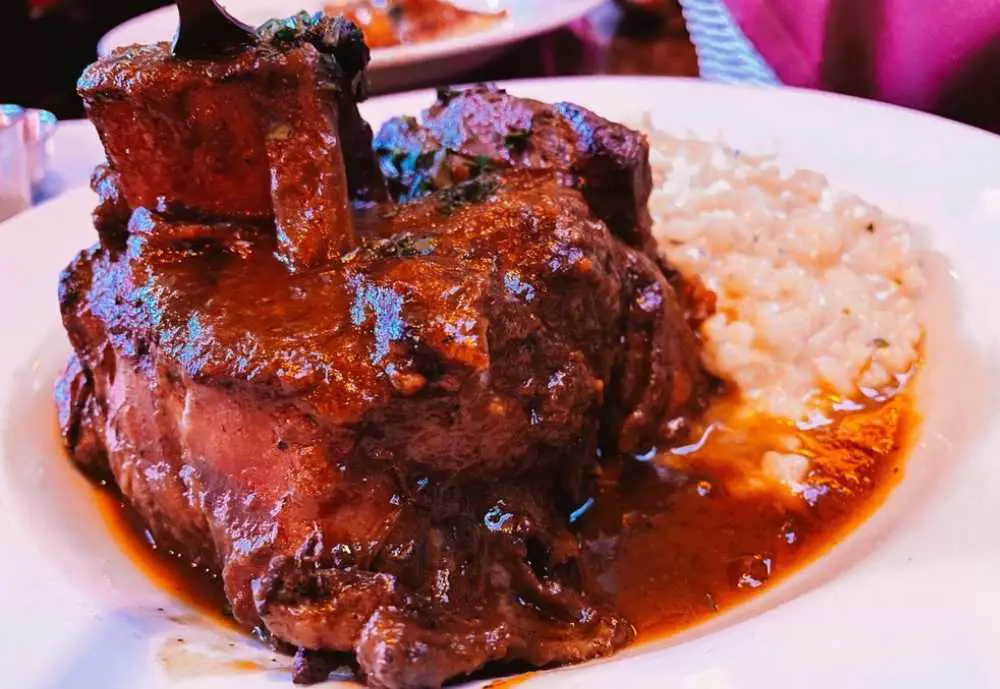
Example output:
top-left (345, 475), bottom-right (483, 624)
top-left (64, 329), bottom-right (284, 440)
top-left (94, 390), bottom-right (916, 671)
top-left (94, 488), bottom-right (231, 622)
top-left (580, 391), bottom-right (915, 635)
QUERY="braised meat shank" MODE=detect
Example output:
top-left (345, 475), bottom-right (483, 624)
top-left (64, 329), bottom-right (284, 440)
top-left (374, 83), bottom-right (654, 253)
top-left (78, 16), bottom-right (386, 269)
top-left (56, 14), bottom-right (706, 689)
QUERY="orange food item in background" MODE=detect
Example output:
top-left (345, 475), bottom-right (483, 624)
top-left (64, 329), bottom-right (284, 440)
top-left (324, 0), bottom-right (505, 48)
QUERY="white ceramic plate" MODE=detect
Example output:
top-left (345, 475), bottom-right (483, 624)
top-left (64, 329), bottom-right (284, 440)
top-left (97, 0), bottom-right (605, 92)
top-left (2, 76), bottom-right (1000, 688)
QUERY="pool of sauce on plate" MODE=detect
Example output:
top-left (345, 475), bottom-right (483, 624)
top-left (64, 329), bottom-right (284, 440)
top-left (93, 390), bottom-right (916, 671)
top-left (93, 488), bottom-right (232, 624)
top-left (579, 391), bottom-right (915, 635)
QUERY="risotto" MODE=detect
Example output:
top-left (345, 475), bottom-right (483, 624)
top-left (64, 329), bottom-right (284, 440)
top-left (641, 124), bottom-right (925, 492)
top-left (643, 127), bottom-right (925, 420)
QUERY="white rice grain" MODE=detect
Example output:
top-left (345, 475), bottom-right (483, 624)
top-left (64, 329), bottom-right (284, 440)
top-left (643, 123), bottom-right (925, 422)
top-left (640, 122), bottom-right (925, 492)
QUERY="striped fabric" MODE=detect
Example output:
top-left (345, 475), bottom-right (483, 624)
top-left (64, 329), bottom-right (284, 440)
top-left (676, 0), bottom-right (780, 85)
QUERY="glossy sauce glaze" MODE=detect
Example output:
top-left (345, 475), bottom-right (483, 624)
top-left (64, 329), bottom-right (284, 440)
top-left (94, 486), bottom-right (231, 623)
top-left (95, 388), bottom-right (915, 658)
top-left (581, 390), bottom-right (915, 634)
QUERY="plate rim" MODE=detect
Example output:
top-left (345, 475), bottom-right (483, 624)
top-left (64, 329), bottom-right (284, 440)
top-left (96, 0), bottom-right (606, 68)
top-left (4, 74), bottom-right (1000, 689)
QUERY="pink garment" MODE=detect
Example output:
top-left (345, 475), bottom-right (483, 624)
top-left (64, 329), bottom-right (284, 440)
top-left (723, 0), bottom-right (1000, 130)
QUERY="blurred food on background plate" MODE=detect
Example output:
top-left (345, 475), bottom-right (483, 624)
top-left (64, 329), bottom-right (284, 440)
top-left (324, 0), bottom-right (506, 47)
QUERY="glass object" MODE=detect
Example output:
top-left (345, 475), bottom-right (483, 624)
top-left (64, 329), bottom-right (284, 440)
top-left (0, 107), bottom-right (30, 223)
top-left (22, 108), bottom-right (57, 189)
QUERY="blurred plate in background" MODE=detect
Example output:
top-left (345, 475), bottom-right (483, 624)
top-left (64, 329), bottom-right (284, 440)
top-left (98, 0), bottom-right (605, 92)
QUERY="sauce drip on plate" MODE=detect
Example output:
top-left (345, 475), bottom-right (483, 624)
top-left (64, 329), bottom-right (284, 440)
top-left (95, 390), bottom-right (916, 659)
top-left (581, 392), bottom-right (914, 633)
top-left (94, 488), bottom-right (231, 624)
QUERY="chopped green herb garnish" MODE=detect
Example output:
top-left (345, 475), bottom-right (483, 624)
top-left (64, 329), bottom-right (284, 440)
top-left (376, 235), bottom-right (436, 259)
top-left (257, 11), bottom-right (317, 43)
top-left (444, 148), bottom-right (498, 178)
top-left (503, 127), bottom-right (532, 154)
top-left (256, 12), bottom-right (363, 93)
top-left (378, 147), bottom-right (438, 180)
top-left (436, 177), bottom-right (500, 216)
top-left (467, 154), bottom-right (493, 177)
top-left (871, 337), bottom-right (889, 348)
